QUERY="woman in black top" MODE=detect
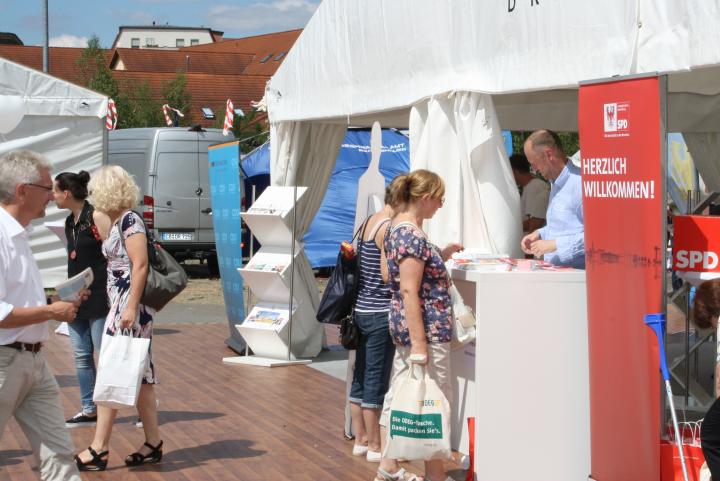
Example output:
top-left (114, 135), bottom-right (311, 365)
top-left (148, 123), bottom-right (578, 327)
top-left (53, 171), bottom-right (109, 428)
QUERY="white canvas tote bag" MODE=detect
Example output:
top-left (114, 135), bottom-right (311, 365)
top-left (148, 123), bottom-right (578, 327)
top-left (93, 330), bottom-right (150, 409)
top-left (384, 363), bottom-right (452, 461)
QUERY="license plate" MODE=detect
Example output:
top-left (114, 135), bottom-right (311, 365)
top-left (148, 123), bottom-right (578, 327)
top-left (161, 232), bottom-right (193, 241)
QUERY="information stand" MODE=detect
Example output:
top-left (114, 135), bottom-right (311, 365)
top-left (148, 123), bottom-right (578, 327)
top-left (223, 186), bottom-right (323, 367)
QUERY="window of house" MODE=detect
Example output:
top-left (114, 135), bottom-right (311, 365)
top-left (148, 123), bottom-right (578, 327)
top-left (190, 39), bottom-right (199, 46)
top-left (274, 52), bottom-right (287, 61)
top-left (131, 38), bottom-right (140, 48)
top-left (201, 107), bottom-right (215, 119)
top-left (259, 53), bottom-right (273, 63)
top-left (176, 38), bottom-right (185, 48)
top-left (146, 37), bottom-right (156, 47)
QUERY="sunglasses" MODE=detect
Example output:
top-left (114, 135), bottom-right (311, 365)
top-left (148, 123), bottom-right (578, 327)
top-left (25, 183), bottom-right (53, 192)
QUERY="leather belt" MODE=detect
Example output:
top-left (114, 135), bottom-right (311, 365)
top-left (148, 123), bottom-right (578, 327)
top-left (2, 341), bottom-right (42, 353)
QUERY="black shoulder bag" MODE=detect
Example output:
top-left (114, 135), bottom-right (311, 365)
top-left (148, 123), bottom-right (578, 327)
top-left (316, 218), bottom-right (370, 328)
top-left (117, 211), bottom-right (188, 311)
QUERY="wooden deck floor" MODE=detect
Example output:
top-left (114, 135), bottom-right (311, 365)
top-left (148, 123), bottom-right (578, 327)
top-left (0, 323), bottom-right (464, 481)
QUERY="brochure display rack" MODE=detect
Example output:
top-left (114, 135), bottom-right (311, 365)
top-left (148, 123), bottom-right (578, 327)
top-left (223, 186), bottom-right (323, 367)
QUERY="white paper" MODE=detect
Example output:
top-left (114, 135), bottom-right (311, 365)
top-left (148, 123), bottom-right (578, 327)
top-left (44, 220), bottom-right (68, 249)
top-left (55, 267), bottom-right (93, 301)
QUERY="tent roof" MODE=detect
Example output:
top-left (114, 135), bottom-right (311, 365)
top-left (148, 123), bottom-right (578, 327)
top-left (267, 0), bottom-right (720, 132)
top-left (0, 57), bottom-right (107, 118)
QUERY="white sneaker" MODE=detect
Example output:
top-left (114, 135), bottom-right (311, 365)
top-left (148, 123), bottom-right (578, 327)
top-left (366, 450), bottom-right (382, 462)
top-left (352, 444), bottom-right (369, 456)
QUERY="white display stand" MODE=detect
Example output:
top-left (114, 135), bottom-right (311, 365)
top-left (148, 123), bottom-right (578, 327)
top-left (223, 186), bottom-right (322, 367)
top-left (450, 268), bottom-right (590, 481)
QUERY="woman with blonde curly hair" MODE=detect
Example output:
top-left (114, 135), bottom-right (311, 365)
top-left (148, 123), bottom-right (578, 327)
top-left (74, 165), bottom-right (163, 471)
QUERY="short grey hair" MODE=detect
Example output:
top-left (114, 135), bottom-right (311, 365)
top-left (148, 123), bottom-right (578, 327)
top-left (0, 150), bottom-right (52, 203)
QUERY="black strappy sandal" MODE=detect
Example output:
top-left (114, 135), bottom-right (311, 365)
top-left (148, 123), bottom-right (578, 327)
top-left (75, 446), bottom-right (109, 471)
top-left (125, 440), bottom-right (163, 466)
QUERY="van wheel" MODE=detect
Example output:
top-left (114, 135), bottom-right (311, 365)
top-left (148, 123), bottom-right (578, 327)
top-left (207, 254), bottom-right (220, 278)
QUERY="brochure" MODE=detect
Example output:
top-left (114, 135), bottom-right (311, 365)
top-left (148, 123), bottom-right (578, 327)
top-left (55, 267), bottom-right (93, 301)
top-left (44, 220), bottom-right (68, 249)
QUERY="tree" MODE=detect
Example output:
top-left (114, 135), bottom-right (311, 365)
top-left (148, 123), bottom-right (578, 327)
top-left (116, 80), bottom-right (162, 129)
top-left (511, 131), bottom-right (580, 157)
top-left (161, 72), bottom-right (192, 126)
top-left (76, 35), bottom-right (118, 99)
top-left (229, 108), bottom-right (269, 153)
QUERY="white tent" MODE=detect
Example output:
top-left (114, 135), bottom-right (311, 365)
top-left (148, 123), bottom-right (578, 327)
top-left (0, 58), bottom-right (107, 287)
top-left (265, 0), bottom-right (720, 317)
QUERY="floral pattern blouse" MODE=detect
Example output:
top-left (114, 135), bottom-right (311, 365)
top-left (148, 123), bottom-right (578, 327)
top-left (384, 222), bottom-right (453, 346)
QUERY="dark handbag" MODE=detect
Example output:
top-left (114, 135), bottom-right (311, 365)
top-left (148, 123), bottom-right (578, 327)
top-left (339, 310), bottom-right (360, 349)
top-left (117, 212), bottom-right (188, 311)
top-left (316, 218), bottom-right (370, 324)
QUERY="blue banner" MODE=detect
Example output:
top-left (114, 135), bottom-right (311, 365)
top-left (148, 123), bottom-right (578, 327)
top-left (208, 142), bottom-right (245, 351)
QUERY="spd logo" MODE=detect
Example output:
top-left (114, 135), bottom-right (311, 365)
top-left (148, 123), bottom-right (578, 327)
top-left (603, 102), bottom-right (629, 138)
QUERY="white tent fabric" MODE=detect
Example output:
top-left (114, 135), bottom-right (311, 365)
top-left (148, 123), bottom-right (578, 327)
top-left (270, 121), bottom-right (346, 310)
top-left (684, 133), bottom-right (720, 192)
top-left (0, 58), bottom-right (107, 287)
top-left (267, 0), bottom-right (720, 132)
top-left (410, 92), bottom-right (522, 256)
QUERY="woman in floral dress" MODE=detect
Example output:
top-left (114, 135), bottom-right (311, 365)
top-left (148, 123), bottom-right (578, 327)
top-left (74, 166), bottom-right (163, 471)
top-left (375, 170), bottom-right (463, 481)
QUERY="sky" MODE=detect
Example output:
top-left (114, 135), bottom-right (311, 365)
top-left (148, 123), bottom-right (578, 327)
top-left (0, 0), bottom-right (319, 48)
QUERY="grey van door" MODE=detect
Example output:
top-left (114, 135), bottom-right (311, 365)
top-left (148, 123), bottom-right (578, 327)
top-left (153, 130), bottom-right (200, 244)
top-left (197, 132), bottom-right (220, 244)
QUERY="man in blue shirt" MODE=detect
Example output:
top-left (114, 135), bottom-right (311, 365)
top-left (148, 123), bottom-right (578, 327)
top-left (520, 130), bottom-right (585, 269)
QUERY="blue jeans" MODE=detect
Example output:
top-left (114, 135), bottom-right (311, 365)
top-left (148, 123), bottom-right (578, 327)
top-left (349, 311), bottom-right (395, 408)
top-left (67, 316), bottom-right (105, 415)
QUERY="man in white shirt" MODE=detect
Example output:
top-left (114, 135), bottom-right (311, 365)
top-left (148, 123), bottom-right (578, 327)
top-left (0, 150), bottom-right (85, 481)
top-left (510, 153), bottom-right (550, 233)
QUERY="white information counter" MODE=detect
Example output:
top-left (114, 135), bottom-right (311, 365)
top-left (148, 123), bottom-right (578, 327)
top-left (450, 268), bottom-right (590, 481)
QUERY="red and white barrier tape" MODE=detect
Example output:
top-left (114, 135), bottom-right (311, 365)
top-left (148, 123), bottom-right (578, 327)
top-left (162, 104), bottom-right (184, 127)
top-left (223, 99), bottom-right (234, 136)
top-left (106, 98), bottom-right (117, 130)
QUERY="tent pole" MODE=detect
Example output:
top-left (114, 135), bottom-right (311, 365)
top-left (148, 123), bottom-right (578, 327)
top-left (42, 0), bottom-right (49, 73)
top-left (288, 184), bottom-right (298, 361)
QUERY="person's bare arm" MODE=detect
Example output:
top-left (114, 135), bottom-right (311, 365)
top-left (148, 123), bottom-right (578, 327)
top-left (119, 232), bottom-right (149, 329)
top-left (398, 257), bottom-right (427, 363)
top-left (0, 302), bottom-right (80, 328)
top-left (93, 211), bottom-right (111, 241)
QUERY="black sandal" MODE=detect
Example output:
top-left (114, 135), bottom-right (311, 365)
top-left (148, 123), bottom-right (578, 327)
top-left (125, 440), bottom-right (163, 466)
top-left (75, 446), bottom-right (109, 471)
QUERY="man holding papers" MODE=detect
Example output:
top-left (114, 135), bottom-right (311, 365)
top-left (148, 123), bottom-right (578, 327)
top-left (0, 150), bottom-right (87, 481)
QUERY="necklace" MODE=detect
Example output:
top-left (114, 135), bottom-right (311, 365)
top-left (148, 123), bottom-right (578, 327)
top-left (70, 220), bottom-right (79, 260)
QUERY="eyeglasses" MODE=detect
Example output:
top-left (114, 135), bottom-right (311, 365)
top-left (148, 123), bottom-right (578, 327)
top-left (25, 183), bottom-right (53, 192)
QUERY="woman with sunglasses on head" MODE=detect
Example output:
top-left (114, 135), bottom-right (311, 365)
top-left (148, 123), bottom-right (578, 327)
top-left (53, 171), bottom-right (109, 429)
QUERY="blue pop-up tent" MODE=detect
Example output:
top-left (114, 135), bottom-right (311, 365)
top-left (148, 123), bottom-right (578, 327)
top-left (242, 128), bottom-right (411, 267)
top-left (242, 128), bottom-right (512, 268)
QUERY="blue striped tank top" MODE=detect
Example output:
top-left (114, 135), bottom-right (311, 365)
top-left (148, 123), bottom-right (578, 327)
top-left (355, 218), bottom-right (391, 312)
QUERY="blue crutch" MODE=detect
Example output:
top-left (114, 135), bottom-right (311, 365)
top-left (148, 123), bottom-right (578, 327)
top-left (645, 313), bottom-right (689, 481)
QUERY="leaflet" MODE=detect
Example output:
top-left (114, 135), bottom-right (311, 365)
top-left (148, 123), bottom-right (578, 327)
top-left (55, 267), bottom-right (93, 301)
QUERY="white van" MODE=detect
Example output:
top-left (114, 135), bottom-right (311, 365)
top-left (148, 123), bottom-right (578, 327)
top-left (108, 127), bottom-right (231, 274)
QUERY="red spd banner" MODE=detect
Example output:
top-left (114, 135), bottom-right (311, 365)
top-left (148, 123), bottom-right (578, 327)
top-left (673, 215), bottom-right (720, 272)
top-left (579, 76), bottom-right (666, 481)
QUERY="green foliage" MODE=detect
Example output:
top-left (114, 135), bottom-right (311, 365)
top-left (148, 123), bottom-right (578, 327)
top-left (115, 80), bottom-right (162, 129)
top-left (161, 72), bottom-right (192, 126)
top-left (511, 131), bottom-right (580, 157)
top-left (230, 108), bottom-right (269, 154)
top-left (76, 35), bottom-right (118, 99)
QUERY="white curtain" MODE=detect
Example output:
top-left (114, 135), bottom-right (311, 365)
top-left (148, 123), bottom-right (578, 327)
top-left (684, 132), bottom-right (720, 192)
top-left (409, 92), bottom-right (522, 257)
top-left (270, 120), bottom-right (347, 310)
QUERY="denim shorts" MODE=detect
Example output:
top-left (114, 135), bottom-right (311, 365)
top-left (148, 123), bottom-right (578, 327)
top-left (349, 311), bottom-right (395, 408)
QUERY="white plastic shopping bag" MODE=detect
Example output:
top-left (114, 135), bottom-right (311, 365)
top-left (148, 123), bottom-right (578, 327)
top-left (93, 330), bottom-right (149, 409)
top-left (450, 283), bottom-right (476, 349)
top-left (384, 363), bottom-right (452, 461)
